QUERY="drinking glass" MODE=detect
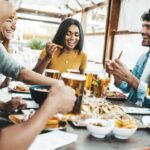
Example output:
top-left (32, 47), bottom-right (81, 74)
top-left (61, 72), bottom-right (86, 115)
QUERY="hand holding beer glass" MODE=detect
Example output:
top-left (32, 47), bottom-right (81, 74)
top-left (61, 72), bottom-right (86, 115)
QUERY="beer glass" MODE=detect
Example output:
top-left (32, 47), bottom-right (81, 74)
top-left (61, 72), bottom-right (86, 115)
top-left (85, 71), bottom-right (98, 91)
top-left (147, 76), bottom-right (150, 96)
top-left (45, 69), bottom-right (61, 79)
top-left (93, 77), bottom-right (110, 98)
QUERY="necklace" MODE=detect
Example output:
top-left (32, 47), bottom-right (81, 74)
top-left (65, 60), bottom-right (69, 64)
top-left (64, 50), bottom-right (75, 64)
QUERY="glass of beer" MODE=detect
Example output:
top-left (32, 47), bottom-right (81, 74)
top-left (61, 72), bottom-right (86, 115)
top-left (147, 76), bottom-right (150, 96)
top-left (45, 69), bottom-right (61, 79)
top-left (85, 71), bottom-right (98, 91)
top-left (92, 77), bottom-right (110, 98)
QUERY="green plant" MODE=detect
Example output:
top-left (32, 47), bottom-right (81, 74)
top-left (28, 38), bottom-right (45, 50)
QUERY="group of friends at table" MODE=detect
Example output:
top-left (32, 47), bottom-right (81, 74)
top-left (0, 0), bottom-right (150, 149)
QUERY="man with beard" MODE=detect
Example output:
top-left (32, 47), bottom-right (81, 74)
top-left (105, 9), bottom-right (150, 107)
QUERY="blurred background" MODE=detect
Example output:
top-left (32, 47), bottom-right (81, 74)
top-left (10, 0), bottom-right (150, 72)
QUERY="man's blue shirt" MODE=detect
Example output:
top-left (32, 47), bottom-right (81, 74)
top-left (117, 51), bottom-right (150, 107)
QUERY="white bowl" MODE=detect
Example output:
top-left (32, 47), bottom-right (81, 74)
top-left (113, 127), bottom-right (137, 139)
top-left (85, 118), bottom-right (113, 138)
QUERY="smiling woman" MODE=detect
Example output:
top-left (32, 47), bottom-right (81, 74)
top-left (33, 18), bottom-right (87, 74)
top-left (0, 12), bottom-right (17, 88)
top-left (0, 12), bottom-right (17, 50)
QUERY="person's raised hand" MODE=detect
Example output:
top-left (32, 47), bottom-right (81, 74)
top-left (105, 58), bottom-right (114, 74)
top-left (45, 84), bottom-right (76, 114)
top-left (45, 42), bottom-right (58, 58)
top-left (111, 59), bottom-right (132, 82)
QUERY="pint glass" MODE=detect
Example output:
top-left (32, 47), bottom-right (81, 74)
top-left (45, 69), bottom-right (61, 79)
top-left (147, 76), bottom-right (150, 96)
top-left (61, 72), bottom-right (86, 114)
top-left (85, 72), bottom-right (98, 91)
top-left (93, 77), bottom-right (110, 98)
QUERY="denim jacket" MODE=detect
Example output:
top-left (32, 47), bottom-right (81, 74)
top-left (0, 43), bottom-right (24, 80)
top-left (117, 51), bottom-right (150, 108)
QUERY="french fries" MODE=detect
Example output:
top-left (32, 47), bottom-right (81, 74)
top-left (115, 118), bottom-right (137, 129)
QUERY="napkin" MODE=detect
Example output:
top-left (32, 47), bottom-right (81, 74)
top-left (29, 130), bottom-right (78, 150)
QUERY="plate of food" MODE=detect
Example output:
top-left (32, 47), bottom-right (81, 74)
top-left (106, 91), bottom-right (127, 100)
top-left (8, 82), bottom-right (30, 94)
top-left (142, 116), bottom-right (150, 128)
top-left (45, 116), bottom-right (67, 131)
top-left (9, 115), bottom-right (67, 131)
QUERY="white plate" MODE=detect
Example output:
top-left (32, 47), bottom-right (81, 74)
top-left (44, 123), bottom-right (67, 131)
top-left (122, 107), bottom-right (150, 115)
top-left (8, 81), bottom-right (30, 93)
top-left (142, 116), bottom-right (150, 128)
top-left (11, 93), bottom-right (32, 99)
top-left (71, 120), bottom-right (86, 127)
top-left (9, 114), bottom-right (67, 131)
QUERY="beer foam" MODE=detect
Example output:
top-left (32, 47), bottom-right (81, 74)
top-left (61, 72), bottom-right (86, 81)
top-left (45, 69), bottom-right (60, 73)
top-left (67, 69), bottom-right (80, 73)
top-left (85, 71), bottom-right (98, 75)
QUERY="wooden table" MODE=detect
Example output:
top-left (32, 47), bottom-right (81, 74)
top-left (62, 125), bottom-right (150, 150)
top-left (60, 99), bottom-right (150, 150)
top-left (0, 88), bottom-right (150, 150)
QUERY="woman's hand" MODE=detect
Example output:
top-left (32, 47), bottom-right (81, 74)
top-left (45, 42), bottom-right (58, 58)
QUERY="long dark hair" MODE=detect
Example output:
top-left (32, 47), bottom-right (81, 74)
top-left (141, 9), bottom-right (150, 21)
top-left (52, 18), bottom-right (84, 55)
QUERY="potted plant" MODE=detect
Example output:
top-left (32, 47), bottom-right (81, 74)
top-left (28, 37), bottom-right (45, 63)
top-left (28, 37), bottom-right (45, 50)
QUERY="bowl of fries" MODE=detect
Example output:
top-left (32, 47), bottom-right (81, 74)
top-left (113, 117), bottom-right (137, 139)
top-left (85, 118), bottom-right (113, 138)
